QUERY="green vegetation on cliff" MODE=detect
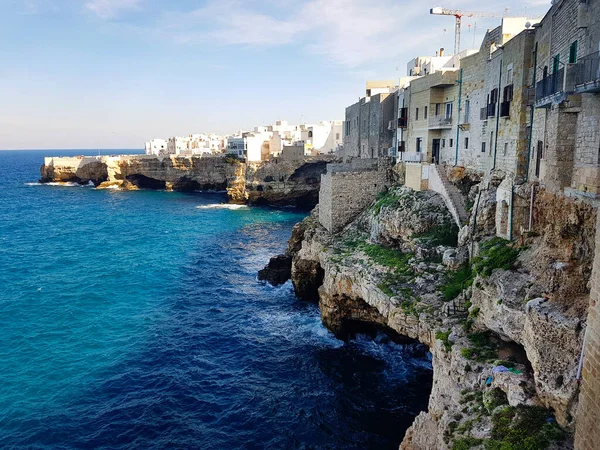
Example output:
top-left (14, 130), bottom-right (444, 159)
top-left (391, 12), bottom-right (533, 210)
top-left (472, 238), bottom-right (520, 277)
top-left (413, 224), bottom-right (459, 247)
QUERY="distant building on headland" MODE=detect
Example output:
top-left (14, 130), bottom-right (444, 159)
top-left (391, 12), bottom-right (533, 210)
top-left (146, 119), bottom-right (343, 162)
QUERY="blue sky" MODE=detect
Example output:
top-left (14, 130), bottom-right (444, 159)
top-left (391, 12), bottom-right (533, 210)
top-left (1, 0), bottom-right (551, 149)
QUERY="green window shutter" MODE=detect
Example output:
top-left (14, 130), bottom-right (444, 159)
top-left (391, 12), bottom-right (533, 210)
top-left (553, 54), bottom-right (560, 73)
top-left (569, 41), bottom-right (578, 64)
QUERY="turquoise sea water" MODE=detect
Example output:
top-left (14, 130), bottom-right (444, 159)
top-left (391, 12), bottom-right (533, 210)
top-left (0, 150), bottom-right (432, 449)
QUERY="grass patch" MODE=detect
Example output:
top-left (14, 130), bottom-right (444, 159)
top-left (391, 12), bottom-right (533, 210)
top-left (413, 224), bottom-right (459, 247)
top-left (461, 331), bottom-right (498, 362)
top-left (439, 264), bottom-right (474, 301)
top-left (472, 238), bottom-right (520, 277)
top-left (484, 405), bottom-right (566, 450)
top-left (452, 436), bottom-right (484, 450)
top-left (372, 190), bottom-right (399, 215)
top-left (362, 243), bottom-right (412, 269)
top-left (436, 330), bottom-right (454, 352)
top-left (483, 388), bottom-right (509, 413)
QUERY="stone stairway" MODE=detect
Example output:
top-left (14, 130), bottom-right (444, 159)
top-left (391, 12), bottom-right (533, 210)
top-left (442, 292), bottom-right (469, 317)
top-left (431, 165), bottom-right (470, 226)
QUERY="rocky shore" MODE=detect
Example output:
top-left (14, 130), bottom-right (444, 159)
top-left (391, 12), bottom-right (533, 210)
top-left (261, 173), bottom-right (596, 449)
top-left (39, 154), bottom-right (338, 207)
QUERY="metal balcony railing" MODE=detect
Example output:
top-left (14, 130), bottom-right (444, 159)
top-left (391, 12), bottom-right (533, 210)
top-left (574, 51), bottom-right (600, 92)
top-left (536, 68), bottom-right (564, 100)
top-left (429, 116), bottom-right (453, 129)
top-left (402, 152), bottom-right (424, 163)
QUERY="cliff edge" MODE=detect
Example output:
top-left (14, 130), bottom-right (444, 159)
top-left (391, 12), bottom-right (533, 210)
top-left (268, 175), bottom-right (597, 449)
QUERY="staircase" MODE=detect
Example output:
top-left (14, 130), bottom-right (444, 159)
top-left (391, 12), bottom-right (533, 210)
top-left (429, 164), bottom-right (470, 227)
top-left (442, 292), bottom-right (469, 317)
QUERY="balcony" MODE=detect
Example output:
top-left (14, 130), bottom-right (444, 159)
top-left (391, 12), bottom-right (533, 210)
top-left (387, 120), bottom-right (395, 131)
top-left (429, 115), bottom-right (453, 129)
top-left (536, 69), bottom-right (563, 100)
top-left (401, 152), bottom-right (424, 163)
top-left (574, 51), bottom-right (600, 93)
top-left (500, 101), bottom-right (511, 118)
top-left (535, 65), bottom-right (578, 107)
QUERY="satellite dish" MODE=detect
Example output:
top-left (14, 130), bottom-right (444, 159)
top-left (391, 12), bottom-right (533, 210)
top-left (525, 21), bottom-right (531, 28)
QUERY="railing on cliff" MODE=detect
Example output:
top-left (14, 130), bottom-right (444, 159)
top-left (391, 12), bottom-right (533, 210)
top-left (428, 164), bottom-right (469, 228)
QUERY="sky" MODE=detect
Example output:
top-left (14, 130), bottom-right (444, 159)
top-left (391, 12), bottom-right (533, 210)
top-left (0, 0), bottom-right (551, 149)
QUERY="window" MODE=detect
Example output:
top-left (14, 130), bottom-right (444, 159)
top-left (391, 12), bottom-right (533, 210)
top-left (449, 138), bottom-right (454, 147)
top-left (490, 132), bottom-right (494, 154)
top-left (308, 130), bottom-right (313, 138)
top-left (464, 100), bottom-right (470, 123)
top-left (424, 106), bottom-right (428, 119)
top-left (416, 107), bottom-right (419, 120)
top-left (569, 41), bottom-right (578, 64)
top-left (336, 133), bottom-right (340, 140)
top-left (490, 89), bottom-right (498, 104)
top-left (503, 84), bottom-right (514, 102)
top-left (445, 102), bottom-right (453, 119)
top-left (435, 103), bottom-right (440, 116)
top-left (442, 139), bottom-right (446, 148)
top-left (465, 137), bottom-right (469, 149)
top-left (416, 138), bottom-right (422, 153)
top-left (553, 54), bottom-right (560, 73)
top-left (504, 142), bottom-right (509, 156)
top-left (482, 142), bottom-right (486, 153)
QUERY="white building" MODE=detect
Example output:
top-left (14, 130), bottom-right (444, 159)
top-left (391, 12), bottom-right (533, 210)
top-left (226, 135), bottom-right (246, 157)
top-left (301, 121), bottom-right (343, 155)
top-left (145, 139), bottom-right (169, 156)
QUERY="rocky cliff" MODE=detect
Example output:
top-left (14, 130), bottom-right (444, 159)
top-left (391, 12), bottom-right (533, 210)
top-left (267, 177), bottom-right (596, 449)
top-left (40, 154), bottom-right (337, 207)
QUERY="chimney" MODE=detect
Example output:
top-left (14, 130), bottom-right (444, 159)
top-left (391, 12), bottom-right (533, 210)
top-left (440, 48), bottom-right (445, 57)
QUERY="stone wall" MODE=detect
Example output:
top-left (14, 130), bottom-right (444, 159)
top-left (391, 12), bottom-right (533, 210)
top-left (318, 160), bottom-right (392, 233)
top-left (576, 213), bottom-right (600, 450)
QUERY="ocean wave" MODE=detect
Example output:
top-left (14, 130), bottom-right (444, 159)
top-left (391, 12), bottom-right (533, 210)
top-left (255, 310), bottom-right (344, 349)
top-left (196, 204), bottom-right (248, 210)
top-left (25, 181), bottom-right (93, 187)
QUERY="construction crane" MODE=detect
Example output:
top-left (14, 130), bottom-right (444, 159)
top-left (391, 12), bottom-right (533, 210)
top-left (430, 7), bottom-right (513, 55)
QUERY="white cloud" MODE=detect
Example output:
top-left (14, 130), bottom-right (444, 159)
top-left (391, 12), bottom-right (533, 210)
top-left (85, 0), bottom-right (143, 19)
top-left (133, 0), bottom-right (552, 68)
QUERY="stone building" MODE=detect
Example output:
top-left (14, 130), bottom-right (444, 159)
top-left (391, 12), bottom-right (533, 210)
top-left (404, 70), bottom-right (460, 163)
top-left (530, 0), bottom-right (600, 196)
top-left (343, 81), bottom-right (398, 160)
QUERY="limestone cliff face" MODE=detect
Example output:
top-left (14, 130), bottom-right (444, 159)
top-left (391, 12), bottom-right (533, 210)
top-left (245, 159), bottom-right (334, 208)
top-left (40, 155), bottom-right (337, 206)
top-left (287, 183), bottom-right (590, 449)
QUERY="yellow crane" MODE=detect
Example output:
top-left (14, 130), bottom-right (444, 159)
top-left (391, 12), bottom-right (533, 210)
top-left (430, 7), bottom-right (513, 55)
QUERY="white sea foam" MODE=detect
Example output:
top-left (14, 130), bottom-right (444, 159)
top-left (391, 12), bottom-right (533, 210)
top-left (196, 204), bottom-right (248, 210)
top-left (255, 310), bottom-right (343, 348)
top-left (95, 184), bottom-right (121, 190)
top-left (25, 181), bottom-right (91, 187)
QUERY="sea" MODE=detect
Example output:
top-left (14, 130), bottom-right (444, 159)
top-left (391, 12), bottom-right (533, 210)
top-left (0, 150), bottom-right (433, 449)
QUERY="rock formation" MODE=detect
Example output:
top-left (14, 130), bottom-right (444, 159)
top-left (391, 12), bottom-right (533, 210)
top-left (273, 175), bottom-right (594, 449)
top-left (40, 154), bottom-right (338, 207)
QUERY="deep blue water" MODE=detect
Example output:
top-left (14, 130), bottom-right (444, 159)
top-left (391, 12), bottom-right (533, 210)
top-left (0, 150), bottom-right (432, 449)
